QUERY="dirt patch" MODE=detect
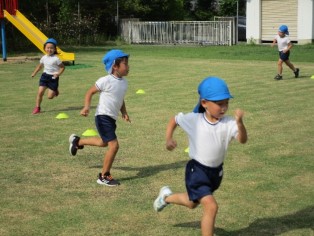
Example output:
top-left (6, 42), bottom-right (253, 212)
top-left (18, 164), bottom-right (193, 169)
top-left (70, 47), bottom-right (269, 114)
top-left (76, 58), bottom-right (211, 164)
top-left (0, 56), bottom-right (40, 64)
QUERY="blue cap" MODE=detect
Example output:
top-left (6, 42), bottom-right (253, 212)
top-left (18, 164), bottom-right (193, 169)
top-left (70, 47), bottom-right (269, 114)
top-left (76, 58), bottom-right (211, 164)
top-left (193, 77), bottom-right (233, 113)
top-left (102, 49), bottom-right (129, 74)
top-left (45, 38), bottom-right (57, 46)
top-left (279, 25), bottom-right (289, 35)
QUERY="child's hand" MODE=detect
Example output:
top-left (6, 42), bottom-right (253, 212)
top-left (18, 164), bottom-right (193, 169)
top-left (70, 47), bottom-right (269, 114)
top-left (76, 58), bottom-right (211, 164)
top-left (234, 109), bottom-right (244, 122)
top-left (80, 107), bottom-right (90, 117)
top-left (166, 139), bottom-right (177, 151)
top-left (52, 73), bottom-right (59, 79)
top-left (122, 113), bottom-right (131, 123)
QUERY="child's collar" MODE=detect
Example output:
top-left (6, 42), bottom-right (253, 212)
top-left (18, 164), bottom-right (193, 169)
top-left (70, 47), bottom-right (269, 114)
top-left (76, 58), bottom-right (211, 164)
top-left (110, 74), bottom-right (122, 80)
top-left (202, 112), bottom-right (220, 125)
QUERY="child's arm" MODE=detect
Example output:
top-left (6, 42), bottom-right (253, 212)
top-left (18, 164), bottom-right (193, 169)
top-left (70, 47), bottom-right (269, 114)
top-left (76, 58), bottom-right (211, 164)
top-left (166, 117), bottom-right (178, 151)
top-left (80, 85), bottom-right (99, 116)
top-left (120, 100), bottom-right (131, 123)
top-left (283, 42), bottom-right (293, 53)
top-left (271, 38), bottom-right (277, 47)
top-left (31, 64), bottom-right (43, 77)
top-left (53, 63), bottom-right (65, 78)
top-left (234, 109), bottom-right (248, 144)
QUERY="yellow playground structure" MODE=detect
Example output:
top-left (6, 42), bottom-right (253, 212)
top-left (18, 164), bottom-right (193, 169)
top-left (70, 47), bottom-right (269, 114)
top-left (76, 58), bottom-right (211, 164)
top-left (1, 0), bottom-right (75, 63)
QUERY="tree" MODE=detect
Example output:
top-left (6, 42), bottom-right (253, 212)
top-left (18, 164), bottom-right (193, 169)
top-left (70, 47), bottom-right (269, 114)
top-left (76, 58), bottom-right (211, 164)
top-left (219, 0), bottom-right (246, 16)
top-left (5, 0), bottom-right (246, 49)
top-left (189, 0), bottom-right (218, 20)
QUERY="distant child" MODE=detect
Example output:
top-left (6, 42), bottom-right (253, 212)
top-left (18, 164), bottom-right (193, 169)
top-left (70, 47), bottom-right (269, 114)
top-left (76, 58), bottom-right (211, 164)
top-left (271, 25), bottom-right (299, 80)
top-left (69, 49), bottom-right (131, 186)
top-left (153, 77), bottom-right (248, 236)
top-left (31, 38), bottom-right (65, 114)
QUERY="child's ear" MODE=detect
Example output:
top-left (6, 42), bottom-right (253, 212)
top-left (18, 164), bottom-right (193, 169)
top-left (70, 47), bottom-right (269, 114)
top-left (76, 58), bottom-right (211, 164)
top-left (111, 64), bottom-right (118, 72)
top-left (200, 99), bottom-right (207, 108)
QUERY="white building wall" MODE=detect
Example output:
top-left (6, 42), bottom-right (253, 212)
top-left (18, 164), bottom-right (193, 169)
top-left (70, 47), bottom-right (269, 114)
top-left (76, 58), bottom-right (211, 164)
top-left (298, 0), bottom-right (314, 44)
top-left (246, 0), bottom-right (314, 44)
top-left (246, 0), bottom-right (261, 43)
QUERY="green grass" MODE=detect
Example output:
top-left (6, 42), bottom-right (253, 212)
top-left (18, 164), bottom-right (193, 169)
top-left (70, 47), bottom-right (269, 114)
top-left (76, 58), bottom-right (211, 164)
top-left (0, 44), bottom-right (314, 235)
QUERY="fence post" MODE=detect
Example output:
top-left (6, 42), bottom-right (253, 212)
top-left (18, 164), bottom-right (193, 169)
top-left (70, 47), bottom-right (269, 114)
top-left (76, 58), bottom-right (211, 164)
top-left (229, 21), bottom-right (232, 46)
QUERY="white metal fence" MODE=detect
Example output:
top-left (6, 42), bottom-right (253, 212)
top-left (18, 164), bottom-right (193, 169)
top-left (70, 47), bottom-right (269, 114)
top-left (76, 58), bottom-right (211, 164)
top-left (120, 20), bottom-right (233, 46)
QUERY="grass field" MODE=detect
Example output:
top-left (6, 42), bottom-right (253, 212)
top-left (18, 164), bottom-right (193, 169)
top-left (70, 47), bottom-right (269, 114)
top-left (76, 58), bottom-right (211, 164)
top-left (0, 44), bottom-right (313, 236)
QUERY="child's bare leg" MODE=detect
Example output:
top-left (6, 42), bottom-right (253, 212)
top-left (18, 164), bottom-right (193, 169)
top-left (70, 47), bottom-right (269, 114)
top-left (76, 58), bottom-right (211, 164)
top-left (47, 89), bottom-right (57, 99)
top-left (101, 139), bottom-right (119, 175)
top-left (277, 59), bottom-right (283, 75)
top-left (199, 195), bottom-right (218, 236)
top-left (76, 137), bottom-right (118, 174)
top-left (165, 192), bottom-right (198, 209)
top-left (284, 60), bottom-right (296, 71)
top-left (36, 86), bottom-right (46, 107)
top-left (78, 137), bottom-right (106, 147)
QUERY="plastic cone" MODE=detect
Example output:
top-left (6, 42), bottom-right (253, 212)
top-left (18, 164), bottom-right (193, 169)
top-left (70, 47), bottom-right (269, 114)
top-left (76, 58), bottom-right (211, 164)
top-left (311, 75), bottom-right (314, 79)
top-left (184, 147), bottom-right (189, 153)
top-left (136, 89), bottom-right (145, 94)
top-left (82, 129), bottom-right (98, 137)
top-left (56, 112), bottom-right (69, 119)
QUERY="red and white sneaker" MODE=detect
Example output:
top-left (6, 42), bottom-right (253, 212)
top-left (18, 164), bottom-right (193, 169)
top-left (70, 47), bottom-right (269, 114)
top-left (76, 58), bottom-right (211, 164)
top-left (32, 107), bottom-right (41, 114)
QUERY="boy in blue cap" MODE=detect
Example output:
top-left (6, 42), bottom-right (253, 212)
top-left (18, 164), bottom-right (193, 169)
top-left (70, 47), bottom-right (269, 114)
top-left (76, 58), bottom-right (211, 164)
top-left (153, 77), bottom-right (247, 236)
top-left (271, 25), bottom-right (299, 80)
top-left (69, 49), bottom-right (131, 186)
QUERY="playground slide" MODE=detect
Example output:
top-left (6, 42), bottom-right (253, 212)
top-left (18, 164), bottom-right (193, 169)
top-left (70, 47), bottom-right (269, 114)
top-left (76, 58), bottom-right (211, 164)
top-left (4, 10), bottom-right (75, 63)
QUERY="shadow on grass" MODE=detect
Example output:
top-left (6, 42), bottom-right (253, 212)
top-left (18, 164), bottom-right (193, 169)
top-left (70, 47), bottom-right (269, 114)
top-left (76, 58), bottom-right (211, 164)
top-left (43, 106), bottom-right (97, 113)
top-left (95, 160), bottom-right (187, 181)
top-left (174, 205), bottom-right (314, 235)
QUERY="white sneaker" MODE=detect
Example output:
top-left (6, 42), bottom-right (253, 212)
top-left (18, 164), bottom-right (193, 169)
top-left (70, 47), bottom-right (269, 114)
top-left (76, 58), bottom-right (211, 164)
top-left (153, 186), bottom-right (172, 212)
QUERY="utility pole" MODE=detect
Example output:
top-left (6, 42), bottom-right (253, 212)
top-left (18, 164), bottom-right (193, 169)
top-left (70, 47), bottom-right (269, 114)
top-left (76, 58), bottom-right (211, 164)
top-left (46, 1), bottom-right (49, 25)
top-left (116, 0), bottom-right (119, 34)
top-left (236, 0), bottom-right (239, 44)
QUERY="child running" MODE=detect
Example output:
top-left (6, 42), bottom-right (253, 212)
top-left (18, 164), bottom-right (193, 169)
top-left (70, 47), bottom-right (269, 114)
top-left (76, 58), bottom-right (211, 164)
top-left (69, 49), bottom-right (131, 186)
top-left (271, 25), bottom-right (299, 80)
top-left (31, 38), bottom-right (65, 114)
top-left (153, 77), bottom-right (248, 236)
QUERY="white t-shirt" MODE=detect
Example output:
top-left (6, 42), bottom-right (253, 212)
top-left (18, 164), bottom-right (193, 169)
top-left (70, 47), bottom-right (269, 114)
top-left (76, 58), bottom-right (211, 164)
top-left (95, 74), bottom-right (128, 120)
top-left (274, 35), bottom-right (291, 52)
top-left (175, 112), bottom-right (238, 167)
top-left (40, 54), bottom-right (62, 75)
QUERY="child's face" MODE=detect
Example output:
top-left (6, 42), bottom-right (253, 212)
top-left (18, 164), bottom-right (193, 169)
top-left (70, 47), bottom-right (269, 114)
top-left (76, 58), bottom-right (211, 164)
top-left (113, 58), bottom-right (129, 77)
top-left (201, 99), bottom-right (229, 121)
top-left (44, 43), bottom-right (56, 55)
top-left (278, 31), bottom-right (285, 38)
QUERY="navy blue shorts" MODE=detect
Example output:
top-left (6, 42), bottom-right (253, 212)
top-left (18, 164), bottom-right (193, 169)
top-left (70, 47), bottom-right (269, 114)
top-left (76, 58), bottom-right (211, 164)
top-left (279, 51), bottom-right (290, 61)
top-left (185, 159), bottom-right (223, 202)
top-left (39, 73), bottom-right (59, 91)
top-left (95, 115), bottom-right (117, 142)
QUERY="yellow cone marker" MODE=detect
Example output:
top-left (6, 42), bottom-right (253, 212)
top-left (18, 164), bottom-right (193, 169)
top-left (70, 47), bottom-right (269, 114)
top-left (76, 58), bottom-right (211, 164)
top-left (82, 129), bottom-right (98, 137)
top-left (184, 147), bottom-right (189, 153)
top-left (136, 89), bottom-right (145, 94)
top-left (56, 113), bottom-right (69, 119)
top-left (311, 75), bottom-right (314, 79)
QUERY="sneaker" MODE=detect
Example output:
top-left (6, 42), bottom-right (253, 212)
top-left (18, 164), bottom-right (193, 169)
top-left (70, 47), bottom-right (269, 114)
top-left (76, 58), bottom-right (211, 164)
top-left (97, 173), bottom-right (120, 186)
top-left (294, 68), bottom-right (300, 78)
top-left (68, 134), bottom-right (84, 156)
top-left (153, 186), bottom-right (173, 212)
top-left (274, 74), bottom-right (283, 80)
top-left (32, 107), bottom-right (41, 114)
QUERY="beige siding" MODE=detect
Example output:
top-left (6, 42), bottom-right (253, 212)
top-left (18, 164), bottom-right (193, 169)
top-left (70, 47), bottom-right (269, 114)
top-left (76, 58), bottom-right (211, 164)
top-left (261, 0), bottom-right (297, 41)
